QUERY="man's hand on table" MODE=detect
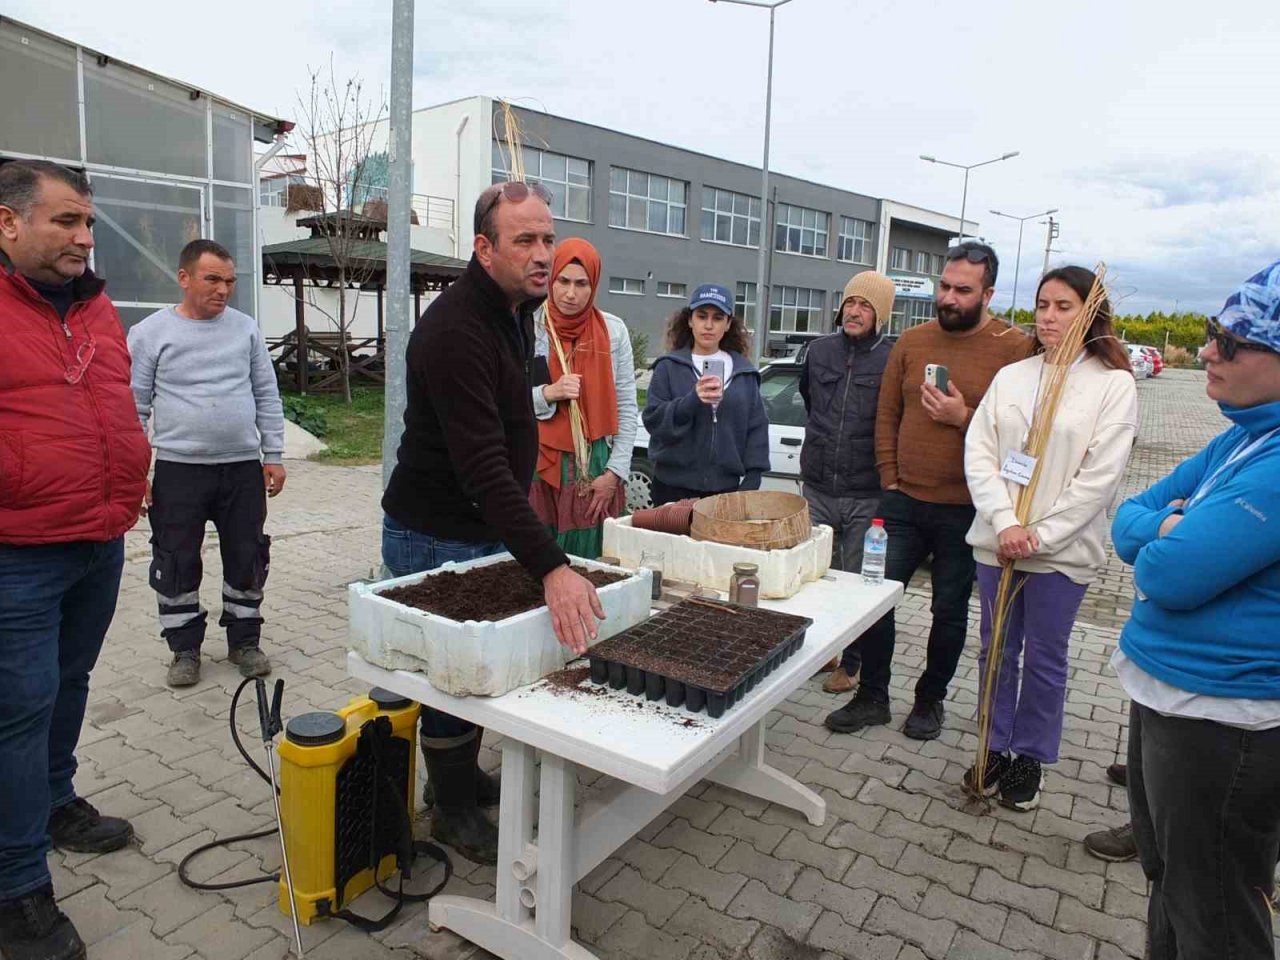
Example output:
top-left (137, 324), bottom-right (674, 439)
top-left (544, 564), bottom-right (605, 656)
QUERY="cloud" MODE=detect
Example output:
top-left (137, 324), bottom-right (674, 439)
top-left (1076, 155), bottom-right (1280, 208)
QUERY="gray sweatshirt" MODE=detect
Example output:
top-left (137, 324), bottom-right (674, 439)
top-left (128, 306), bottom-right (285, 465)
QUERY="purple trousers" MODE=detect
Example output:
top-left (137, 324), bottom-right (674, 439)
top-left (976, 563), bottom-right (1088, 764)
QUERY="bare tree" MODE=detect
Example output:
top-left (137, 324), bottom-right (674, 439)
top-left (293, 58), bottom-right (388, 403)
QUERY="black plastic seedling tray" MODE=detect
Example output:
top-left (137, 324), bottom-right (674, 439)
top-left (586, 598), bottom-right (813, 718)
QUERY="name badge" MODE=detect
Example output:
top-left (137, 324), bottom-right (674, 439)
top-left (999, 450), bottom-right (1037, 486)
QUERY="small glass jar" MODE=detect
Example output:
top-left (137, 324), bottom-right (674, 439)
top-left (729, 562), bottom-right (760, 607)
top-left (639, 550), bottom-right (665, 602)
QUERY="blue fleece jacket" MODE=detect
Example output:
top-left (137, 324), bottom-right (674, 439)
top-left (642, 348), bottom-right (771, 493)
top-left (1113, 398), bottom-right (1280, 699)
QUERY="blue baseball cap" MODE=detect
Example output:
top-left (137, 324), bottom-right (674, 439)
top-left (689, 283), bottom-right (733, 315)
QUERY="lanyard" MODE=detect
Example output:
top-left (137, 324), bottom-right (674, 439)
top-left (1185, 427), bottom-right (1280, 509)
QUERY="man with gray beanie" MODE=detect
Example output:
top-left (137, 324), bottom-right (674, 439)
top-left (800, 270), bottom-right (897, 693)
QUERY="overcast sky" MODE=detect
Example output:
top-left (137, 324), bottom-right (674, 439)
top-left (9, 0), bottom-right (1278, 314)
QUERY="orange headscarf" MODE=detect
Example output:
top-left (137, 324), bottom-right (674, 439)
top-left (536, 238), bottom-right (620, 488)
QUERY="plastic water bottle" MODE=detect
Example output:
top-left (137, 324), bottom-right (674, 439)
top-left (861, 519), bottom-right (888, 584)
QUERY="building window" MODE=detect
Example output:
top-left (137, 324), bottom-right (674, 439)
top-left (836, 216), bottom-right (874, 264)
top-left (609, 277), bottom-right (645, 296)
top-left (700, 187), bottom-right (761, 248)
top-left (608, 167), bottom-right (687, 236)
top-left (774, 204), bottom-right (829, 258)
top-left (915, 251), bottom-right (931, 274)
top-left (932, 253), bottom-right (945, 276)
top-left (888, 297), bottom-right (936, 336)
top-left (656, 281), bottom-right (687, 299)
top-left (492, 141), bottom-right (592, 222)
top-left (890, 246), bottom-right (911, 271)
top-left (769, 285), bottom-right (825, 333)
top-left (735, 282), bottom-right (757, 326)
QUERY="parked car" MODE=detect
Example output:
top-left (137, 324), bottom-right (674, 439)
top-left (1126, 344), bottom-right (1153, 379)
top-left (1138, 345), bottom-right (1163, 376)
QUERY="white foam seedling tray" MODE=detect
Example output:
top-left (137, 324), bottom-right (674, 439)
top-left (348, 553), bottom-right (653, 697)
top-left (602, 517), bottom-right (832, 600)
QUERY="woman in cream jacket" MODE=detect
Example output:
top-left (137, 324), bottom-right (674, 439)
top-left (963, 265), bottom-right (1137, 811)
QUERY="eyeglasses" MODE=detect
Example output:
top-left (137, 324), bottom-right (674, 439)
top-left (64, 335), bottom-right (97, 385)
top-left (474, 181), bottom-right (554, 233)
top-left (1205, 318), bottom-right (1274, 362)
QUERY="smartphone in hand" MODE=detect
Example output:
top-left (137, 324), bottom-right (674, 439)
top-left (924, 363), bottom-right (950, 394)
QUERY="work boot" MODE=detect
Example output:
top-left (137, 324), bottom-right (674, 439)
top-left (1106, 763), bottom-right (1128, 787)
top-left (824, 690), bottom-right (891, 734)
top-left (166, 651), bottom-right (200, 688)
top-left (422, 767), bottom-right (500, 810)
top-left (48, 798), bottom-right (133, 854)
top-left (821, 666), bottom-right (856, 695)
top-left (420, 737), bottom-right (498, 865)
top-left (228, 645), bottom-right (271, 678)
top-left (902, 699), bottom-right (945, 741)
top-left (0, 884), bottom-right (85, 960)
top-left (1084, 823), bottom-right (1138, 862)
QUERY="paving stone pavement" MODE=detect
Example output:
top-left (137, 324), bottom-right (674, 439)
top-left (54, 368), bottom-right (1274, 960)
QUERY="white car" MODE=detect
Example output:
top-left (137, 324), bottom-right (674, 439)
top-left (627, 355), bottom-right (807, 512)
top-left (1126, 344), bottom-right (1153, 379)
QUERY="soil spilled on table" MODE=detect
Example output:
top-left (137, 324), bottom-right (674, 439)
top-left (379, 560), bottom-right (625, 623)
top-left (533, 663), bottom-right (705, 729)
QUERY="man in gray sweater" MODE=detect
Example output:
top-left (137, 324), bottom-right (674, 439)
top-left (128, 239), bottom-right (286, 687)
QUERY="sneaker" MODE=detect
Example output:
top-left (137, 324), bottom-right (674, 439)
top-left (166, 651), bottom-right (200, 688)
top-left (824, 692), bottom-right (891, 734)
top-left (1084, 823), bottom-right (1137, 862)
top-left (902, 699), bottom-right (945, 741)
top-left (228, 645), bottom-right (271, 678)
top-left (0, 884), bottom-right (86, 960)
top-left (48, 798), bottom-right (133, 854)
top-left (962, 751), bottom-right (1011, 798)
top-left (1106, 763), bottom-right (1128, 787)
top-left (997, 754), bottom-right (1043, 811)
top-left (822, 667), bottom-right (856, 695)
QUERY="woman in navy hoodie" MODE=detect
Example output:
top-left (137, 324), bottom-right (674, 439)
top-left (1111, 259), bottom-right (1280, 960)
top-left (642, 284), bottom-right (770, 505)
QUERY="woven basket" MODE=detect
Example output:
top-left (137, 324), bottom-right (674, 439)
top-left (690, 491), bottom-right (812, 551)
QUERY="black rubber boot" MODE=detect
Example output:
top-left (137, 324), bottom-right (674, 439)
top-left (420, 736), bottom-right (499, 866)
top-left (0, 884), bottom-right (86, 960)
top-left (422, 727), bottom-right (500, 810)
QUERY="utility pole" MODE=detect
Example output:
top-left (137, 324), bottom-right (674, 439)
top-left (1041, 216), bottom-right (1060, 277)
top-left (382, 0), bottom-right (414, 490)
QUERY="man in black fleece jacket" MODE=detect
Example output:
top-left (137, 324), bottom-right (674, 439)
top-left (382, 183), bottom-right (604, 863)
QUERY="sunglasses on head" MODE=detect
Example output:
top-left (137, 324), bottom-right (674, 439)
top-left (1205, 318), bottom-right (1274, 362)
top-left (945, 242), bottom-right (996, 266)
top-left (475, 180), bottom-right (553, 233)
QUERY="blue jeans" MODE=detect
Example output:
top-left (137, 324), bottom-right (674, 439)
top-left (0, 538), bottom-right (124, 899)
top-left (381, 515), bottom-right (503, 743)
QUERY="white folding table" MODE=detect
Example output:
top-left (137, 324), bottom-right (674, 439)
top-left (347, 572), bottom-right (901, 960)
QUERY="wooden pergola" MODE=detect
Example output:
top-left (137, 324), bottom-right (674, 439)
top-left (262, 212), bottom-right (466, 392)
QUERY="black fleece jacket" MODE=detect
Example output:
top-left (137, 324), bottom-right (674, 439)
top-left (382, 256), bottom-right (568, 579)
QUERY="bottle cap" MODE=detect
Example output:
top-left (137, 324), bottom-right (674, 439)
top-left (285, 711), bottom-right (346, 746)
top-left (732, 563), bottom-right (759, 575)
top-left (871, 518), bottom-right (885, 526)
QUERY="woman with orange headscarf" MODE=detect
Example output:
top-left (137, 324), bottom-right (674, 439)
top-left (530, 238), bottom-right (638, 558)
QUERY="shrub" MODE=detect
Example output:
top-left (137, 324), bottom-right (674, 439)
top-left (282, 394), bottom-right (328, 437)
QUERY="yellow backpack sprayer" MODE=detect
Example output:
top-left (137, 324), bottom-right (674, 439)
top-left (178, 679), bottom-right (451, 955)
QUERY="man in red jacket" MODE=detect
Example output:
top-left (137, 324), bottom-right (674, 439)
top-left (0, 160), bottom-right (152, 960)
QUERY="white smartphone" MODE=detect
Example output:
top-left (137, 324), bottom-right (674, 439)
top-left (702, 358), bottom-right (725, 383)
top-left (924, 363), bottom-right (950, 394)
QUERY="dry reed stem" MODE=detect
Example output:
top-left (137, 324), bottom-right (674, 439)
top-left (968, 264), bottom-right (1110, 805)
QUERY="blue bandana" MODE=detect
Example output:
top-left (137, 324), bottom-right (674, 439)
top-left (1219, 259), bottom-right (1280, 352)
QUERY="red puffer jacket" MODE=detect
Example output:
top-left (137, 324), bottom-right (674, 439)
top-left (0, 258), bottom-right (151, 544)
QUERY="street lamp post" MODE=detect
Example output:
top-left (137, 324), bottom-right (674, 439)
top-left (709, 0), bottom-right (793, 363)
top-left (990, 206), bottom-right (1057, 320)
top-left (919, 151), bottom-right (1020, 242)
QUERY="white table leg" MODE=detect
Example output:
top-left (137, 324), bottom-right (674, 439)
top-left (705, 720), bottom-right (826, 825)
top-left (495, 742), bottom-right (536, 924)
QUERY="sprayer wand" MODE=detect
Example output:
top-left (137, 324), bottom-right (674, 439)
top-left (256, 678), bottom-right (304, 958)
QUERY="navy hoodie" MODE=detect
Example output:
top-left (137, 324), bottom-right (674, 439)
top-left (642, 348), bottom-right (770, 493)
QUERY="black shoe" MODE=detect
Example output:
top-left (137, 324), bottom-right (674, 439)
top-left (962, 751), bottom-right (1011, 798)
top-left (420, 738), bottom-right (498, 865)
top-left (47, 797), bottom-right (133, 854)
top-left (902, 699), bottom-right (944, 741)
top-left (997, 755), bottom-right (1043, 811)
top-left (0, 884), bottom-right (86, 960)
top-left (1083, 823), bottom-right (1137, 862)
top-left (1106, 762), bottom-right (1128, 787)
top-left (423, 766), bottom-right (500, 810)
top-left (824, 692), bottom-right (891, 734)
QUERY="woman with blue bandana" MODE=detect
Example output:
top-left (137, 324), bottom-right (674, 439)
top-left (1111, 259), bottom-right (1280, 960)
